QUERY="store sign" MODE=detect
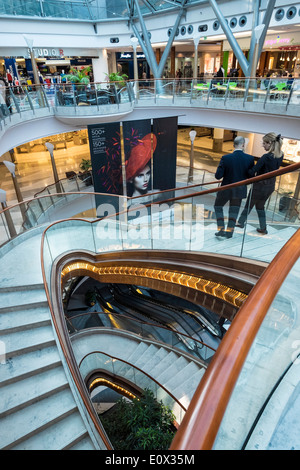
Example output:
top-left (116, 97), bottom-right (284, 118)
top-left (264, 37), bottom-right (291, 46)
top-left (118, 52), bottom-right (146, 60)
top-left (31, 48), bottom-right (65, 58)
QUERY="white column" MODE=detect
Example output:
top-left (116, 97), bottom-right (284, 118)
top-left (92, 49), bottom-right (109, 83)
top-left (213, 128), bottom-right (224, 152)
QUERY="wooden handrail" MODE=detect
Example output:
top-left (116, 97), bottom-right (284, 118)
top-left (170, 228), bottom-right (300, 450)
top-left (78, 349), bottom-right (188, 414)
top-left (40, 236), bottom-right (113, 449)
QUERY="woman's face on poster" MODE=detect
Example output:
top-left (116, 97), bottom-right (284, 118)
top-left (133, 164), bottom-right (151, 192)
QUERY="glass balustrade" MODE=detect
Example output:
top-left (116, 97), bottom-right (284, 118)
top-left (66, 310), bottom-right (215, 362)
top-left (0, 78), bottom-right (299, 128)
top-left (79, 352), bottom-right (186, 424)
top-left (213, 256), bottom-right (300, 450)
top-left (1, 164), bottom-right (300, 259)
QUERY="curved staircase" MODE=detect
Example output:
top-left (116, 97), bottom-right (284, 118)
top-left (0, 283), bottom-right (106, 450)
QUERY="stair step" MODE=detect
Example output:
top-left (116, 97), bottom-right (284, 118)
top-left (67, 435), bottom-right (97, 450)
top-left (156, 356), bottom-right (190, 385)
top-left (0, 325), bottom-right (56, 358)
top-left (164, 361), bottom-right (203, 395)
top-left (0, 305), bottom-right (51, 333)
top-left (132, 344), bottom-right (160, 369)
top-left (0, 345), bottom-right (61, 386)
top-left (139, 346), bottom-right (168, 374)
top-left (148, 351), bottom-right (179, 378)
top-left (0, 389), bottom-right (78, 449)
top-left (12, 413), bottom-right (91, 450)
top-left (0, 284), bottom-right (44, 294)
top-left (0, 365), bottom-right (69, 416)
top-left (125, 342), bottom-right (149, 363)
top-left (0, 287), bottom-right (47, 309)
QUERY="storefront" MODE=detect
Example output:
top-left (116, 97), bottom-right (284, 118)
top-left (116, 51), bottom-right (149, 79)
top-left (0, 46), bottom-right (100, 85)
top-left (223, 32), bottom-right (300, 76)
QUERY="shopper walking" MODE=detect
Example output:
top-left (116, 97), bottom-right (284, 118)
top-left (214, 136), bottom-right (254, 238)
top-left (236, 132), bottom-right (284, 234)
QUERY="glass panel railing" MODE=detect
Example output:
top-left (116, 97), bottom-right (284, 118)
top-left (66, 311), bottom-right (215, 362)
top-left (3, 163), bottom-right (300, 260)
top-left (79, 352), bottom-right (186, 424)
top-left (213, 256), bottom-right (300, 450)
top-left (1, 78), bottom-right (300, 132)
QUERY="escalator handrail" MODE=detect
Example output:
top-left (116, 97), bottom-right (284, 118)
top-left (65, 309), bottom-right (217, 354)
top-left (170, 228), bottom-right (300, 450)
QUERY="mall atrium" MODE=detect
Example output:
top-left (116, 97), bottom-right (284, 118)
top-left (0, 0), bottom-right (300, 451)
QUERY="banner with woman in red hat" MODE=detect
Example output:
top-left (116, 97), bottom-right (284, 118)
top-left (123, 119), bottom-right (153, 198)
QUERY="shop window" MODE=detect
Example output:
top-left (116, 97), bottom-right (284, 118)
top-left (286, 6), bottom-right (296, 19)
top-left (275, 8), bottom-right (285, 21)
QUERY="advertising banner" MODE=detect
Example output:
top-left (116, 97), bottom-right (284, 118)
top-left (88, 122), bottom-right (122, 195)
top-left (153, 116), bottom-right (177, 192)
top-left (88, 122), bottom-right (123, 218)
top-left (123, 119), bottom-right (152, 197)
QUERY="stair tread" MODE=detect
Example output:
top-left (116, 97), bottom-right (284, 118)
top-left (0, 306), bottom-right (51, 332)
top-left (156, 355), bottom-right (190, 384)
top-left (0, 346), bottom-right (61, 385)
top-left (0, 288), bottom-right (47, 310)
top-left (11, 412), bottom-right (90, 450)
top-left (0, 365), bottom-right (68, 415)
top-left (0, 389), bottom-right (78, 449)
top-left (0, 325), bottom-right (55, 356)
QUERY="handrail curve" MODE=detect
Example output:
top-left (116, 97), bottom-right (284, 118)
top-left (78, 349), bottom-right (188, 415)
top-left (40, 238), bottom-right (113, 449)
top-left (170, 227), bottom-right (300, 450)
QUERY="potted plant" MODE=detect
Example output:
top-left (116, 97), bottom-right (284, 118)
top-left (78, 158), bottom-right (92, 186)
top-left (106, 72), bottom-right (128, 87)
top-left (63, 66), bottom-right (91, 104)
top-left (63, 66), bottom-right (91, 85)
top-left (105, 72), bottom-right (128, 104)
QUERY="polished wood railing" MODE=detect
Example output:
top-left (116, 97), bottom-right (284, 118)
top-left (170, 228), bottom-right (300, 450)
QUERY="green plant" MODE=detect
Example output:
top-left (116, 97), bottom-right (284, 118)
top-left (63, 66), bottom-right (91, 85)
top-left (79, 158), bottom-right (91, 172)
top-left (106, 72), bottom-right (128, 86)
top-left (100, 389), bottom-right (176, 450)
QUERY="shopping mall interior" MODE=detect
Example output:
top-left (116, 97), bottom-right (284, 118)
top-left (0, 0), bottom-right (300, 452)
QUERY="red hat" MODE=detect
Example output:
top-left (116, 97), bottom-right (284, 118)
top-left (125, 133), bottom-right (157, 181)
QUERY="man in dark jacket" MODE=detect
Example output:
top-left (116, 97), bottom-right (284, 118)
top-left (214, 136), bottom-right (254, 238)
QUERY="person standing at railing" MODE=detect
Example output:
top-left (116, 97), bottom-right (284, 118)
top-left (214, 136), bottom-right (254, 239)
top-left (236, 133), bottom-right (284, 235)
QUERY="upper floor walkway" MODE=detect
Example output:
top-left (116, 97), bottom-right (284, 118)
top-left (0, 76), bottom-right (300, 154)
